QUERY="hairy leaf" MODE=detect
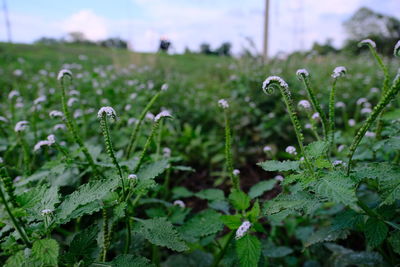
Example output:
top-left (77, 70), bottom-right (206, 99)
top-left (229, 190), bottom-right (250, 211)
top-left (64, 226), bottom-right (98, 265)
top-left (248, 180), bottom-right (276, 199)
top-left (137, 159), bottom-right (169, 180)
top-left (31, 239), bottom-right (59, 266)
top-left (257, 160), bottom-right (300, 172)
top-left (236, 235), bottom-right (261, 267)
top-left (305, 227), bottom-right (349, 247)
top-left (195, 189), bottom-right (225, 201)
top-left (364, 217), bottom-right (388, 248)
top-left (305, 141), bottom-right (329, 159)
top-left (111, 254), bottom-right (155, 267)
top-left (388, 231), bottom-right (400, 255)
top-left (179, 209), bottom-right (223, 242)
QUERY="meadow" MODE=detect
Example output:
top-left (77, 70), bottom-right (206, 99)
top-left (0, 40), bottom-right (400, 266)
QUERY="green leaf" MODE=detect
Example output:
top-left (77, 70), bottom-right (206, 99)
top-left (236, 235), bottom-right (261, 267)
top-left (54, 177), bottom-right (119, 225)
top-left (195, 189), bottom-right (225, 201)
top-left (247, 201), bottom-right (260, 222)
top-left (4, 251), bottom-right (26, 267)
top-left (324, 243), bottom-right (383, 266)
top-left (111, 254), bottom-right (155, 267)
top-left (388, 231), bottom-right (400, 255)
top-left (248, 180), bottom-right (276, 199)
top-left (229, 190), bottom-right (250, 211)
top-left (137, 159), bottom-right (169, 180)
top-left (364, 217), bottom-right (388, 248)
top-left (305, 141), bottom-right (329, 159)
top-left (314, 171), bottom-right (357, 208)
top-left (172, 187), bottom-right (194, 198)
top-left (305, 227), bottom-right (349, 247)
top-left (220, 214), bottom-right (242, 230)
top-left (179, 209), bottom-right (223, 242)
top-left (31, 239), bottom-right (59, 266)
top-left (64, 226), bottom-right (98, 265)
top-left (262, 240), bottom-right (293, 258)
top-left (264, 191), bottom-right (321, 216)
top-left (135, 217), bottom-right (188, 252)
top-left (257, 160), bottom-right (300, 172)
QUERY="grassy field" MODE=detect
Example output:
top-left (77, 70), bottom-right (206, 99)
top-left (0, 41), bottom-right (400, 266)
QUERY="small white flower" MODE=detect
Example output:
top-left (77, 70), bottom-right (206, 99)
top-left (233, 169), bottom-right (240, 176)
top-left (130, 93), bottom-right (137, 100)
top-left (67, 98), bottom-right (78, 107)
top-left (49, 110), bottom-right (64, 118)
top-left (124, 104), bottom-right (132, 111)
top-left (54, 124), bottom-right (66, 131)
top-left (34, 96), bottom-right (47, 105)
top-left (41, 209), bottom-right (53, 216)
top-left (57, 69), bottom-right (72, 80)
top-left (296, 68), bottom-right (309, 79)
top-left (298, 100), bottom-right (311, 109)
top-left (154, 110), bottom-right (171, 122)
top-left (8, 90), bottom-right (20, 100)
top-left (262, 76), bottom-right (289, 89)
top-left (263, 145), bottom-right (272, 152)
top-left (14, 121), bottom-right (29, 132)
top-left (34, 135), bottom-right (56, 151)
top-left (338, 145), bottom-right (345, 152)
top-left (163, 147), bottom-right (171, 157)
top-left (235, 221), bottom-right (251, 239)
top-left (311, 112), bottom-right (320, 120)
top-left (69, 90), bottom-right (80, 96)
top-left (14, 176), bottom-right (21, 183)
top-left (161, 83), bottom-right (169, 91)
top-left (97, 106), bottom-right (117, 120)
top-left (128, 118), bottom-right (138, 125)
top-left (218, 99), bottom-right (229, 109)
top-left (332, 66), bottom-right (346, 79)
top-left (361, 107), bottom-right (372, 114)
top-left (74, 109), bottom-right (83, 118)
top-left (356, 98), bottom-right (368, 105)
top-left (13, 69), bottom-right (23, 76)
top-left (173, 200), bottom-right (185, 208)
top-left (274, 175), bottom-right (284, 182)
top-left (359, 39), bottom-right (376, 48)
top-left (370, 87), bottom-right (379, 93)
top-left (0, 116), bottom-right (8, 123)
top-left (348, 119), bottom-right (356, 127)
top-left (335, 101), bottom-right (346, 108)
top-left (332, 160), bottom-right (346, 167)
top-left (365, 131), bottom-right (376, 138)
top-left (305, 123), bottom-right (312, 129)
top-left (128, 174), bottom-right (137, 180)
top-left (285, 146), bottom-right (297, 155)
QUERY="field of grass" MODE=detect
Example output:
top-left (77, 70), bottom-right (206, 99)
top-left (0, 41), bottom-right (400, 266)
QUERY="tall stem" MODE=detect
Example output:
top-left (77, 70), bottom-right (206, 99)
top-left (211, 231), bottom-right (235, 267)
top-left (223, 109), bottom-right (238, 191)
top-left (328, 79), bottom-right (338, 147)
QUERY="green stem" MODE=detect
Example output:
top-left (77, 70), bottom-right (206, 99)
top-left (126, 92), bottom-right (161, 158)
top-left (223, 109), bottom-right (238, 191)
top-left (101, 208), bottom-right (110, 262)
top-left (328, 79), bottom-right (338, 147)
top-left (211, 231), bottom-right (235, 267)
top-left (133, 121), bottom-right (159, 174)
top-left (0, 184), bottom-right (31, 246)
top-left (155, 120), bottom-right (163, 161)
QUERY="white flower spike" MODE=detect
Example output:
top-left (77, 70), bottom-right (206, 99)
top-left (98, 106), bottom-right (117, 120)
top-left (218, 99), bottom-right (229, 109)
top-left (394, 40), bottom-right (400, 57)
top-left (57, 69), bottom-right (72, 81)
top-left (14, 121), bottom-right (29, 132)
top-left (34, 135), bottom-right (56, 151)
top-left (173, 200), bottom-right (185, 208)
top-left (235, 221), bottom-right (251, 240)
top-left (41, 209), bottom-right (53, 216)
top-left (296, 69), bottom-right (309, 79)
top-left (359, 39), bottom-right (376, 48)
top-left (49, 110), bottom-right (64, 118)
top-left (233, 169), bottom-right (240, 176)
top-left (154, 110), bottom-right (172, 122)
top-left (298, 100), bottom-right (311, 109)
top-left (332, 66), bottom-right (346, 79)
top-left (285, 146), bottom-right (297, 155)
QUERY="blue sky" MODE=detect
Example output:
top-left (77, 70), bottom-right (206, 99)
top-left (1, 0), bottom-right (399, 55)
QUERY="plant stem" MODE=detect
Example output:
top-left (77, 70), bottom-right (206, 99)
top-left (328, 79), bottom-right (338, 147)
top-left (133, 121), bottom-right (159, 174)
top-left (211, 231), bottom-right (235, 267)
top-left (223, 109), bottom-right (238, 191)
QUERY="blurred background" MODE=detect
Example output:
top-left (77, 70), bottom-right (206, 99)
top-left (1, 0), bottom-right (399, 57)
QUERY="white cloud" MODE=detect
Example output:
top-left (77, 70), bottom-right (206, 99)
top-left (62, 9), bottom-right (108, 41)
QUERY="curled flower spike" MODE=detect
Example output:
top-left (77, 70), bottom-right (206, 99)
top-left (41, 209), bottom-right (53, 216)
top-left (161, 83), bottom-right (169, 91)
top-left (285, 146), bottom-right (297, 155)
top-left (154, 110), bottom-right (172, 122)
top-left (394, 40), bottom-right (400, 57)
top-left (14, 121), bottom-right (29, 132)
top-left (312, 112), bottom-right (320, 120)
top-left (262, 76), bottom-right (289, 94)
top-left (34, 96), bottom-right (46, 105)
top-left (163, 147), bottom-right (171, 157)
top-left (8, 90), bottom-right (20, 100)
top-left (128, 174), bottom-right (137, 180)
top-left (49, 110), bottom-right (64, 118)
top-left (296, 68), bottom-right (309, 79)
top-left (331, 66), bottom-right (346, 79)
top-left (54, 124), bottom-right (66, 131)
top-left (356, 98), bottom-right (368, 105)
top-left (335, 101), bottom-right (346, 108)
top-left (57, 69), bottom-right (72, 81)
top-left (67, 97), bottom-right (78, 107)
top-left (332, 160), bottom-right (345, 167)
top-left (34, 135), bottom-right (56, 151)
top-left (235, 221), bottom-right (251, 240)
top-left (233, 169), bottom-right (240, 176)
top-left (173, 200), bottom-right (185, 208)
top-left (298, 100), bottom-right (311, 109)
top-left (359, 39), bottom-right (376, 48)
top-left (218, 99), bottom-right (229, 109)
top-left (274, 175), bottom-right (284, 182)
top-left (98, 106), bottom-right (117, 120)
top-left (361, 107), bottom-right (372, 114)
top-left (263, 145), bottom-right (272, 152)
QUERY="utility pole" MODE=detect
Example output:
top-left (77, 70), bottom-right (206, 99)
top-left (263, 0), bottom-right (270, 62)
top-left (2, 0), bottom-right (12, 43)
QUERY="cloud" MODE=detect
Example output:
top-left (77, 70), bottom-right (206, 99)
top-left (62, 9), bottom-right (108, 40)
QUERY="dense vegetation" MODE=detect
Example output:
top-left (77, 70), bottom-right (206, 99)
top-left (0, 40), bottom-right (400, 266)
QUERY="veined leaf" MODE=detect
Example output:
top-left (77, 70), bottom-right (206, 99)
top-left (137, 159), bottom-right (169, 180)
top-left (236, 235), bottom-right (261, 267)
top-left (111, 254), bottom-right (155, 267)
top-left (305, 141), bottom-right (329, 159)
top-left (31, 239), bottom-right (59, 266)
top-left (257, 160), bottom-right (300, 172)
top-left (229, 190), bottom-right (250, 211)
top-left (179, 209), bottom-right (223, 242)
top-left (305, 227), bottom-right (349, 247)
top-left (264, 191), bottom-right (321, 216)
top-left (364, 217), bottom-right (388, 248)
top-left (195, 189), bottom-right (225, 201)
top-left (388, 231), bottom-right (400, 255)
top-left (248, 180), bottom-right (276, 199)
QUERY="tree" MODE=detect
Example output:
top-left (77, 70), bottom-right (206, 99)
top-left (200, 43), bottom-right (213, 55)
top-left (216, 42), bottom-right (232, 56)
top-left (100, 37), bottom-right (128, 49)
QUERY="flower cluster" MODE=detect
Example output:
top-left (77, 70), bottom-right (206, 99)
top-left (98, 106), bottom-right (117, 120)
top-left (298, 100), bottom-right (311, 110)
top-left (332, 66), bottom-right (346, 79)
top-left (57, 69), bottom-right (72, 81)
top-left (218, 99), bottom-right (229, 109)
top-left (154, 110), bottom-right (172, 122)
top-left (285, 146), bottom-right (297, 155)
top-left (173, 200), bottom-right (185, 208)
top-left (14, 121), bottom-right (29, 132)
top-left (296, 68), bottom-right (309, 79)
top-left (235, 221), bottom-right (251, 239)
top-left (359, 39), bottom-right (376, 48)
top-left (34, 135), bottom-right (56, 151)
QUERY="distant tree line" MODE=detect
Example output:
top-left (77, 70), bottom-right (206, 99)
top-left (35, 32), bottom-right (128, 50)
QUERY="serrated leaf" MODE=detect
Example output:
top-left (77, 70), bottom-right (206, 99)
top-left (236, 235), bottom-right (261, 267)
top-left (248, 180), bottom-right (276, 199)
top-left (135, 217), bottom-right (188, 252)
top-left (314, 172), bottom-right (357, 208)
top-left (220, 214), bottom-right (242, 230)
top-left (262, 240), bottom-right (293, 258)
top-left (137, 159), bottom-right (169, 180)
top-left (264, 191), bottom-right (321, 216)
top-left (388, 231), bottom-right (400, 255)
top-left (305, 227), bottom-right (349, 247)
top-left (257, 160), bottom-right (300, 172)
top-left (31, 239), bottom-right (59, 266)
top-left (325, 243), bottom-right (383, 266)
top-left (64, 226), bottom-right (98, 265)
top-left (247, 201), bottom-right (260, 222)
top-left (54, 178), bottom-right (118, 225)
top-left (195, 189), bottom-right (225, 201)
top-left (4, 251), bottom-right (26, 267)
top-left (111, 254), bottom-right (155, 267)
top-left (364, 217), bottom-right (388, 248)
top-left (163, 250), bottom-right (213, 267)
top-left (229, 190), bottom-right (250, 211)
top-left (179, 209), bottom-right (223, 242)
top-left (305, 141), bottom-right (329, 159)
top-left (172, 187), bottom-right (194, 198)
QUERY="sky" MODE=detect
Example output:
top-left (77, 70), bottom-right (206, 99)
top-left (1, 0), bottom-right (399, 55)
